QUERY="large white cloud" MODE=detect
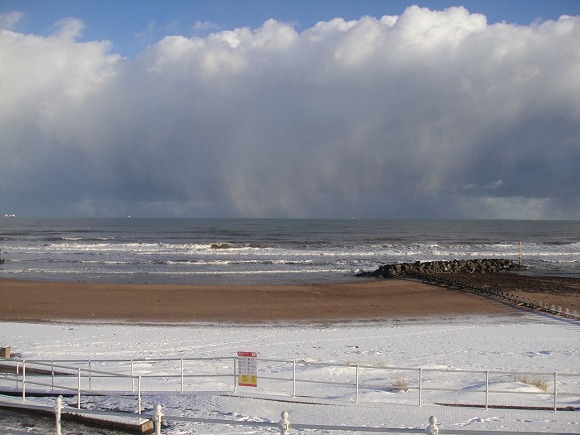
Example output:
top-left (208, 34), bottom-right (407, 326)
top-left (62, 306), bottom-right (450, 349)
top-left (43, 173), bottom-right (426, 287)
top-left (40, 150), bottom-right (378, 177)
top-left (1, 6), bottom-right (579, 218)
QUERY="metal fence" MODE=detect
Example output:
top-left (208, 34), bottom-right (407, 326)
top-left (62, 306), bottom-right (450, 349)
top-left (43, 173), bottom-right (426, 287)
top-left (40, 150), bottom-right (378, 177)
top-left (0, 358), bottom-right (143, 413)
top-left (1, 397), bottom-right (577, 435)
top-left (1, 356), bottom-right (578, 412)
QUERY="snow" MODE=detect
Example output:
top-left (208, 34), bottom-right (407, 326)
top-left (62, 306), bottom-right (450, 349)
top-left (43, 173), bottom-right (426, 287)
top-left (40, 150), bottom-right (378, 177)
top-left (1, 313), bottom-right (579, 434)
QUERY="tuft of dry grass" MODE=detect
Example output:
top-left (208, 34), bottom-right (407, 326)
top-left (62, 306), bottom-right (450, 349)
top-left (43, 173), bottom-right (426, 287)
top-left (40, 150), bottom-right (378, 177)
top-left (392, 376), bottom-right (409, 392)
top-left (513, 375), bottom-right (550, 392)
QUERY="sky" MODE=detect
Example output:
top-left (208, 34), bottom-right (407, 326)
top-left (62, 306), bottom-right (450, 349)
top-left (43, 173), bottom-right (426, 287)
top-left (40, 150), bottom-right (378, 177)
top-left (1, 1), bottom-right (580, 219)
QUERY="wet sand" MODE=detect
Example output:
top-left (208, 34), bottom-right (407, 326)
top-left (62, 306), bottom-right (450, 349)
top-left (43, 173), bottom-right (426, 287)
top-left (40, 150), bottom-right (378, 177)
top-left (428, 273), bottom-right (580, 312)
top-left (0, 277), bottom-right (518, 323)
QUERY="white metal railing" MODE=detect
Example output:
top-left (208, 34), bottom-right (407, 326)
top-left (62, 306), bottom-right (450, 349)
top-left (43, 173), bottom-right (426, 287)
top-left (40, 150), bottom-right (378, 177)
top-left (3, 397), bottom-right (577, 435)
top-left (1, 356), bottom-right (578, 412)
top-left (151, 406), bottom-right (579, 435)
top-left (0, 359), bottom-right (143, 414)
top-left (256, 359), bottom-right (579, 411)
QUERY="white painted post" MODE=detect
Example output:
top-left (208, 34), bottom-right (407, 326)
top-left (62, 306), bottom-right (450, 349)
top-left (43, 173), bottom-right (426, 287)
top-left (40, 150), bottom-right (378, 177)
top-left (77, 368), bottom-right (81, 409)
top-left (292, 360), bottom-right (296, 398)
top-left (355, 365), bottom-right (359, 403)
top-left (426, 415), bottom-right (439, 435)
top-left (22, 361), bottom-right (26, 401)
top-left (554, 372), bottom-right (558, 412)
top-left (54, 395), bottom-right (63, 435)
top-left (153, 403), bottom-right (163, 435)
top-left (485, 370), bottom-right (489, 409)
top-left (15, 361), bottom-right (20, 389)
top-left (138, 376), bottom-right (142, 414)
top-left (180, 358), bottom-right (184, 393)
top-left (419, 368), bottom-right (423, 407)
top-left (233, 356), bottom-right (238, 393)
top-left (130, 359), bottom-right (135, 392)
top-left (279, 410), bottom-right (290, 435)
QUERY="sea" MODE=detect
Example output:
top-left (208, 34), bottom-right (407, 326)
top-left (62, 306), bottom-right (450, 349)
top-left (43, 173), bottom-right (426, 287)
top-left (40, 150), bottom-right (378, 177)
top-left (0, 218), bottom-right (579, 285)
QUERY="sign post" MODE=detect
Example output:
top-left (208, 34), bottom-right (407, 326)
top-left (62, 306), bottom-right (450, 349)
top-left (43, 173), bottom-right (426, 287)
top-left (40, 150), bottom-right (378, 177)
top-left (237, 351), bottom-right (258, 387)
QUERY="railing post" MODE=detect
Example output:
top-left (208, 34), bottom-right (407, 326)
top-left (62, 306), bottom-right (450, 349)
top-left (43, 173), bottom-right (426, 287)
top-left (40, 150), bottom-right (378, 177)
top-left (355, 364), bottom-right (359, 403)
top-left (131, 359), bottom-right (135, 392)
top-left (279, 410), bottom-right (290, 435)
top-left (153, 403), bottom-right (163, 435)
top-left (138, 375), bottom-right (142, 414)
top-left (22, 361), bottom-right (26, 401)
top-left (292, 360), bottom-right (296, 398)
top-left (419, 368), bottom-right (423, 407)
top-left (77, 368), bottom-right (81, 409)
top-left (485, 370), bottom-right (489, 409)
top-left (233, 356), bottom-right (238, 393)
top-left (54, 395), bottom-right (63, 435)
top-left (180, 358), bottom-right (184, 393)
top-left (15, 361), bottom-right (20, 389)
top-left (426, 415), bottom-right (439, 435)
top-left (554, 372), bottom-right (558, 412)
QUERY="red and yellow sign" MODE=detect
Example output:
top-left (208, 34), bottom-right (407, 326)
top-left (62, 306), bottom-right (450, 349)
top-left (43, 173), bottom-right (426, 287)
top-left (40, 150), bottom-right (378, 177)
top-left (237, 351), bottom-right (258, 387)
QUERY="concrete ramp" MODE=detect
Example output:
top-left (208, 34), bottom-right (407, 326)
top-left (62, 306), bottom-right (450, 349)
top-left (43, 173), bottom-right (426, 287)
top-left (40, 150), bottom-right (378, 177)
top-left (0, 394), bottom-right (154, 434)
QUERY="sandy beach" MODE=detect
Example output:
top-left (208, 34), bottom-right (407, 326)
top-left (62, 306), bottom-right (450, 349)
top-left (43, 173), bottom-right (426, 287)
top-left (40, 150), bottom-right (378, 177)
top-left (2, 273), bottom-right (578, 323)
top-left (0, 277), bottom-right (522, 323)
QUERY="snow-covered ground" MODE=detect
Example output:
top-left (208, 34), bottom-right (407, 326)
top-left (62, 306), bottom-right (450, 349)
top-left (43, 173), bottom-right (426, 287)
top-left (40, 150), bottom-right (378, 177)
top-left (1, 312), bottom-right (579, 434)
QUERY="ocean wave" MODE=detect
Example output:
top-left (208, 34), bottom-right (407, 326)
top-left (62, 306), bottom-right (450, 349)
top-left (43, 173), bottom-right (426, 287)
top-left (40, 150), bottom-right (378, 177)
top-left (3, 219), bottom-right (579, 284)
top-left (166, 259), bottom-right (317, 266)
top-left (145, 268), bottom-right (346, 276)
top-left (209, 242), bottom-right (269, 249)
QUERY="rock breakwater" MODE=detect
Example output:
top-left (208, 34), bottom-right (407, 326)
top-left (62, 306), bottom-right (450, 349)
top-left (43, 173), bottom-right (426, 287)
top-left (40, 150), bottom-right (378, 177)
top-left (357, 258), bottom-right (523, 278)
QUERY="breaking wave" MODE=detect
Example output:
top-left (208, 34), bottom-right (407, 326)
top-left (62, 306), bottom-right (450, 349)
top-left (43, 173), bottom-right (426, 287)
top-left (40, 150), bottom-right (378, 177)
top-left (1, 218), bottom-right (578, 283)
